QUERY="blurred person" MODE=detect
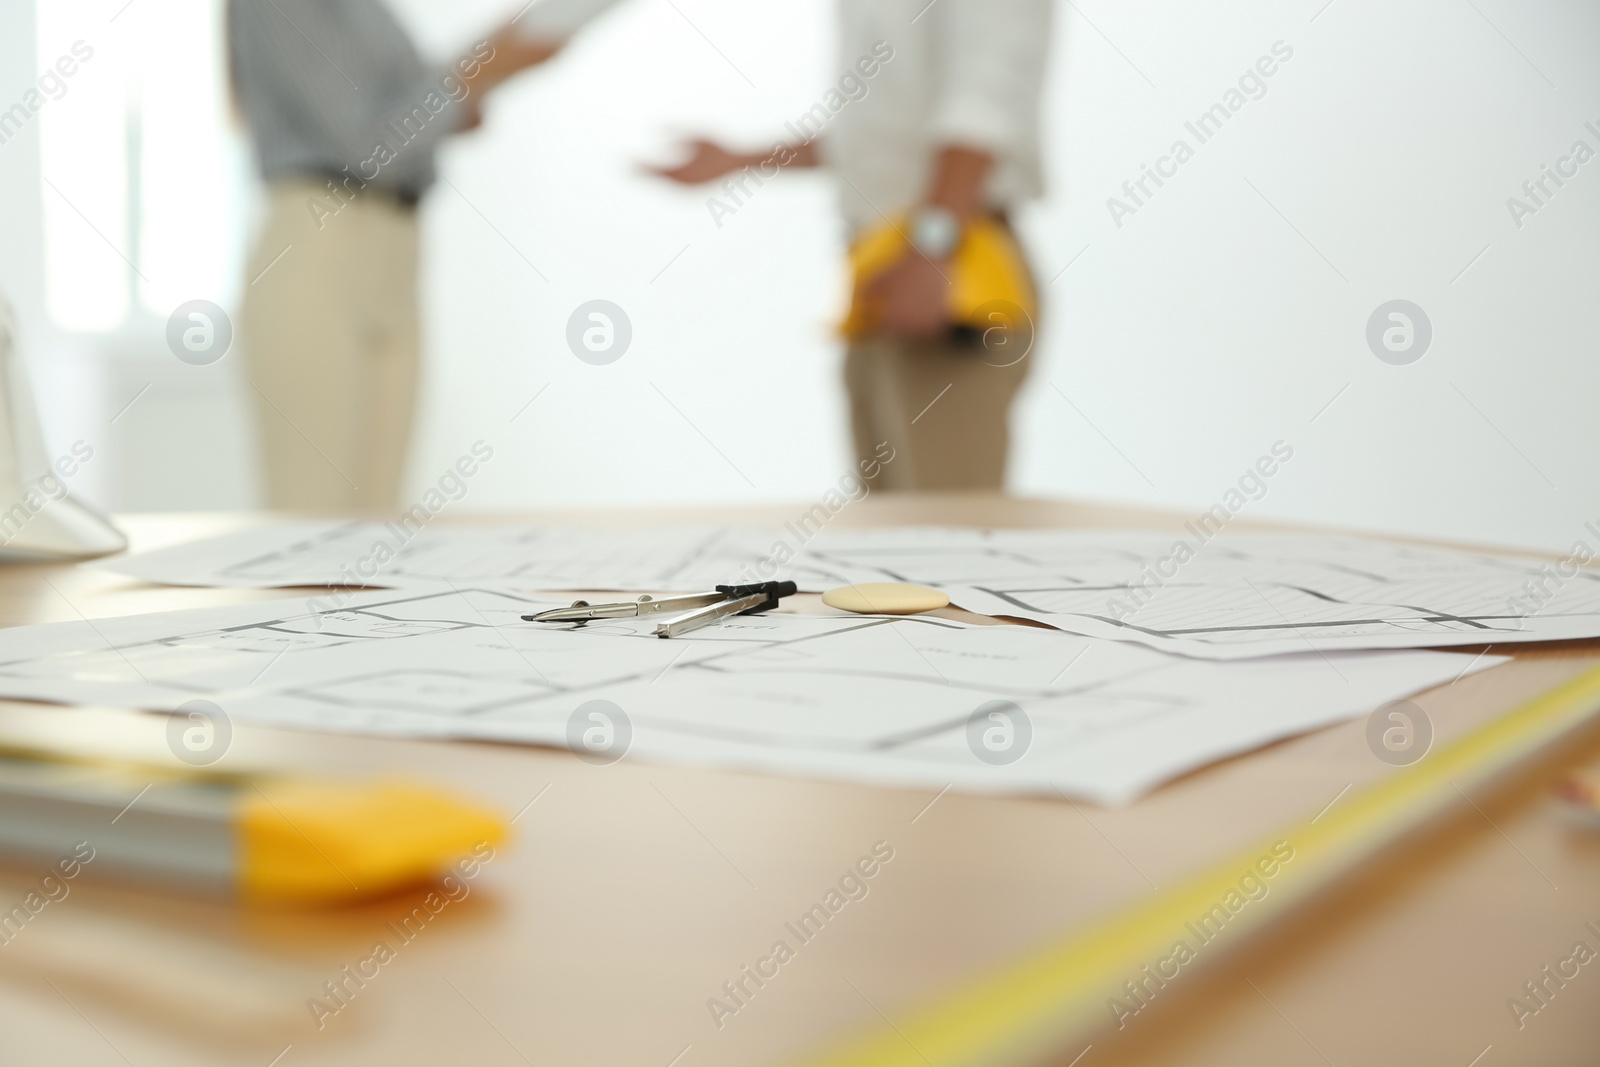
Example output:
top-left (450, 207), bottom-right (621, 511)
top-left (228, 1), bottom-right (560, 510)
top-left (654, 0), bottom-right (1052, 491)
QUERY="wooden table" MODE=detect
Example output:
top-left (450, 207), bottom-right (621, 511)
top-left (0, 497), bottom-right (1596, 1067)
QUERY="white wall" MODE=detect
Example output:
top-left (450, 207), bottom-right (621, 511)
top-left (1010, 0), bottom-right (1600, 552)
top-left (8, 0), bottom-right (1599, 553)
top-left (398, 0), bottom-right (848, 508)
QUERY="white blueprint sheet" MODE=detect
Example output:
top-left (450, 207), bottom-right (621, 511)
top-left (832, 529), bottom-right (1599, 660)
top-left (98, 524), bottom-right (1600, 661)
top-left (0, 585), bottom-right (1497, 803)
top-left (96, 522), bottom-right (808, 591)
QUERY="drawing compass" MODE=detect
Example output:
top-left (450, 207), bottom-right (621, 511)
top-left (523, 581), bottom-right (798, 638)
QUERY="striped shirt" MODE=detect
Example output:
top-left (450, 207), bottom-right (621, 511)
top-left (228, 0), bottom-right (471, 198)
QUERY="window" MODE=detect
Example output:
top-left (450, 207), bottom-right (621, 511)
top-left (36, 0), bottom-right (245, 333)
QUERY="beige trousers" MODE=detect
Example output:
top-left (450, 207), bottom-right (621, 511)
top-left (241, 180), bottom-right (420, 512)
top-left (844, 332), bottom-right (1032, 492)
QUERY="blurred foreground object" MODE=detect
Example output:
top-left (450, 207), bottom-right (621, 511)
top-left (0, 741), bottom-right (505, 905)
top-left (0, 294), bottom-right (124, 559)
top-left (792, 660), bottom-right (1600, 1067)
top-left (1558, 769), bottom-right (1600, 830)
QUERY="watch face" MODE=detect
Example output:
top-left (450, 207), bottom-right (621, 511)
top-left (912, 208), bottom-right (960, 257)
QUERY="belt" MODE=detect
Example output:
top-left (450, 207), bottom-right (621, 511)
top-left (305, 171), bottom-right (422, 210)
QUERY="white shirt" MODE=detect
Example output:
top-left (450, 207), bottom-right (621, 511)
top-left (822, 0), bottom-right (1054, 231)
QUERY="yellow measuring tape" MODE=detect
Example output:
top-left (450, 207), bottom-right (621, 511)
top-left (797, 661), bottom-right (1600, 1067)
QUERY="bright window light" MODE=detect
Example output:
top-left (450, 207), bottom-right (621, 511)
top-left (37, 0), bottom-right (129, 332)
top-left (135, 0), bottom-right (236, 315)
top-left (37, 0), bottom-right (242, 333)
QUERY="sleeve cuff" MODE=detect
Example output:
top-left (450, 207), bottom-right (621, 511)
top-left (927, 100), bottom-right (1019, 157)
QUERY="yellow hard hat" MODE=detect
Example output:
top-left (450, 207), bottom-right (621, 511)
top-left (841, 214), bottom-right (1037, 351)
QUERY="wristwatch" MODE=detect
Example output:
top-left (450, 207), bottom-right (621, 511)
top-left (909, 205), bottom-right (962, 259)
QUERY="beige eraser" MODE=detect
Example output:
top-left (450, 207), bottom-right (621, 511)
top-left (821, 583), bottom-right (951, 615)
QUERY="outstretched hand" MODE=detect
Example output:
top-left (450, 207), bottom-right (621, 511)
top-left (474, 24), bottom-right (564, 92)
top-left (494, 31), bottom-right (565, 71)
top-left (648, 139), bottom-right (759, 184)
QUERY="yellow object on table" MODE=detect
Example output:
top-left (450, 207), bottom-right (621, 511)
top-left (792, 661), bottom-right (1600, 1067)
top-left (240, 779), bottom-right (506, 904)
top-left (0, 742), bottom-right (506, 907)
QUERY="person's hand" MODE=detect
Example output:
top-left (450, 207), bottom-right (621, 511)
top-left (487, 26), bottom-right (564, 73)
top-left (649, 139), bottom-right (759, 184)
top-left (866, 249), bottom-right (952, 339)
top-left (456, 96), bottom-right (484, 132)
top-left (465, 24), bottom-right (563, 98)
